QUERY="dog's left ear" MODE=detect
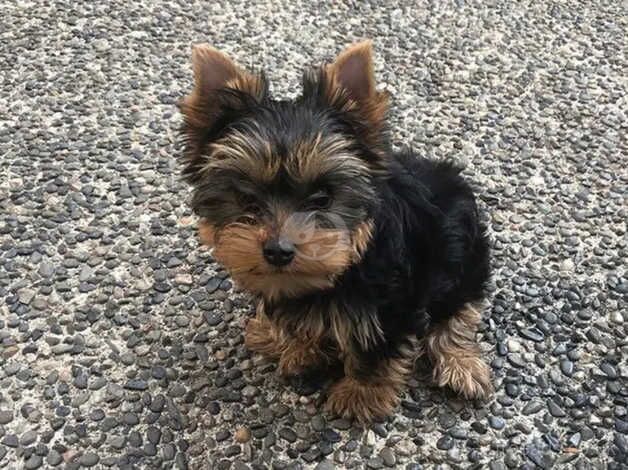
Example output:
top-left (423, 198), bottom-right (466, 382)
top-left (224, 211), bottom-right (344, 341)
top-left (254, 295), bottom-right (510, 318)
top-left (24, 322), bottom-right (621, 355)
top-left (328, 40), bottom-right (377, 104)
top-left (325, 41), bottom-right (389, 138)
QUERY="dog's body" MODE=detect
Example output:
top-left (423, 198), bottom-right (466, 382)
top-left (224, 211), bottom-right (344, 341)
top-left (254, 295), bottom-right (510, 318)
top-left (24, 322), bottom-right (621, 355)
top-left (180, 41), bottom-right (492, 422)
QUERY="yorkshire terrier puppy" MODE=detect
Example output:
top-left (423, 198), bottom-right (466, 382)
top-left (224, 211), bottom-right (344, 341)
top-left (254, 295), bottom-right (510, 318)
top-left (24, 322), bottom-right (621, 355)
top-left (179, 41), bottom-right (492, 422)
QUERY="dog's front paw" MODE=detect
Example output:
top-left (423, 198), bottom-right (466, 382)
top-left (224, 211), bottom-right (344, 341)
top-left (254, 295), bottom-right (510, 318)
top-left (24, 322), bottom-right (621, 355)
top-left (433, 355), bottom-right (493, 400)
top-left (244, 316), bottom-right (283, 358)
top-left (278, 347), bottom-right (313, 376)
top-left (277, 344), bottom-right (327, 377)
top-left (325, 377), bottom-right (399, 423)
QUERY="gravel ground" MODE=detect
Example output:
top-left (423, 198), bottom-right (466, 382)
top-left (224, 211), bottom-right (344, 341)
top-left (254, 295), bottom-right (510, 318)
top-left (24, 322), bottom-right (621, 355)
top-left (1, 1), bottom-right (627, 469)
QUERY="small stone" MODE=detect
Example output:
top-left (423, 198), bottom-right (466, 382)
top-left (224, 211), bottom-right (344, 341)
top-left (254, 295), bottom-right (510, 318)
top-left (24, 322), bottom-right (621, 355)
top-left (235, 427), bottom-right (251, 443)
top-left (124, 379), bottom-right (148, 391)
top-left (0, 410), bottom-right (13, 424)
top-left (315, 460), bottom-right (335, 470)
top-left (524, 443), bottom-right (554, 468)
top-left (567, 432), bottom-right (581, 448)
top-left (522, 400), bottom-right (544, 415)
top-left (380, 447), bottom-right (396, 467)
top-left (2, 435), bottom-right (18, 448)
top-left (79, 453), bottom-right (99, 467)
top-left (437, 436), bottom-right (454, 450)
top-left (520, 328), bottom-right (544, 342)
top-left (24, 455), bottom-right (43, 469)
top-left (331, 418), bottom-right (352, 430)
top-left (547, 400), bottom-right (566, 417)
top-left (279, 427), bottom-right (297, 443)
top-left (224, 445), bottom-right (240, 457)
top-left (322, 429), bottom-right (341, 443)
top-left (506, 339), bottom-right (521, 352)
top-left (241, 385), bottom-right (257, 398)
top-left (147, 426), bottom-right (161, 444)
top-left (489, 416), bottom-right (506, 430)
top-left (206, 277), bottom-right (221, 293)
top-left (122, 412), bottom-right (139, 426)
top-left (21, 430), bottom-right (38, 446)
top-left (560, 360), bottom-right (574, 376)
top-left (46, 450), bottom-right (63, 466)
top-left (19, 288), bottom-right (36, 304)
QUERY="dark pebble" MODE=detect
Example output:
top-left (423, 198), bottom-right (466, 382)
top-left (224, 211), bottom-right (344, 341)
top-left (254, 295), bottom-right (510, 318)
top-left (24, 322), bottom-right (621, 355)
top-left (436, 436), bottom-right (454, 450)
top-left (124, 379), bottom-right (148, 391)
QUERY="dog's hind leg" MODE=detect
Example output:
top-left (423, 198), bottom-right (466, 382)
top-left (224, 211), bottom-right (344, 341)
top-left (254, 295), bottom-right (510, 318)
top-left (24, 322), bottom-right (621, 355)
top-left (423, 302), bottom-right (493, 400)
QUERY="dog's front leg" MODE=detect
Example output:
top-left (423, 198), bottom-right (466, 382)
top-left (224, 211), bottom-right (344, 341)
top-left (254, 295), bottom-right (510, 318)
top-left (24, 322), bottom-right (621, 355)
top-left (324, 307), bottom-right (417, 423)
top-left (325, 338), bottom-right (417, 423)
top-left (245, 301), bottom-right (331, 376)
top-left (244, 301), bottom-right (285, 359)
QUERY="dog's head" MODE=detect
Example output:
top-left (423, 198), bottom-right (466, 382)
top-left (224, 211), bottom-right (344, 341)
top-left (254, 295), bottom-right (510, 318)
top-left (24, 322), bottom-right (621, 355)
top-left (180, 41), bottom-right (389, 300)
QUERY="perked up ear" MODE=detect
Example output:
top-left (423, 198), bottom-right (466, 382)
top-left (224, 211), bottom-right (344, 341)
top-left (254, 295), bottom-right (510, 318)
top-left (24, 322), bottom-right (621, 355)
top-left (328, 40), bottom-right (377, 104)
top-left (191, 45), bottom-right (242, 95)
top-left (324, 41), bottom-right (389, 142)
top-left (182, 44), bottom-right (266, 128)
top-left (179, 45), bottom-right (267, 182)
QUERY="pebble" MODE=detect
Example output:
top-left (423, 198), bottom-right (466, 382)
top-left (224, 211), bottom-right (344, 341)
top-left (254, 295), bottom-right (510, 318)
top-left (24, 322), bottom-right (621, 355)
top-left (489, 416), bottom-right (506, 430)
top-left (522, 400), bottom-right (544, 415)
top-left (380, 447), bottom-right (396, 467)
top-left (24, 455), bottom-right (43, 469)
top-left (548, 400), bottom-right (567, 417)
top-left (279, 428), bottom-right (297, 443)
top-left (79, 453), bottom-right (99, 467)
top-left (0, 410), bottom-right (13, 424)
top-left (235, 427), bottom-right (251, 443)
top-left (437, 436), bottom-right (454, 450)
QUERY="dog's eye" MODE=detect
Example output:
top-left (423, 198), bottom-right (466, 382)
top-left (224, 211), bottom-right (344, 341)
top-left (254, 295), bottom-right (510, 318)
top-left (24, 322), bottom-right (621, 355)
top-left (237, 214), bottom-right (258, 225)
top-left (303, 191), bottom-right (332, 211)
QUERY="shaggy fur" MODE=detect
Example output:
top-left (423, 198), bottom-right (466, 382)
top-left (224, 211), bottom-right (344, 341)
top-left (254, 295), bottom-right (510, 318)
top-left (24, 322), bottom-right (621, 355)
top-left (179, 41), bottom-right (492, 422)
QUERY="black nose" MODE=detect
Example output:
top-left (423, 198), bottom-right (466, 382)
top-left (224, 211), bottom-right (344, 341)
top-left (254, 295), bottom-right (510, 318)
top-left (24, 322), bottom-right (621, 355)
top-left (263, 238), bottom-right (295, 267)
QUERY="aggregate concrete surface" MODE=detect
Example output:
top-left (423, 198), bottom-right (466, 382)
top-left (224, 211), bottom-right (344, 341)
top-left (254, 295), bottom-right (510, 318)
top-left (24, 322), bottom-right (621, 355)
top-left (0, 1), bottom-right (626, 469)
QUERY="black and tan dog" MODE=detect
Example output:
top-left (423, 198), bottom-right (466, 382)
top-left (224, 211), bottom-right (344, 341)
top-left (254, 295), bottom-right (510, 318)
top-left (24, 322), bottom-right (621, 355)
top-left (179, 41), bottom-right (492, 422)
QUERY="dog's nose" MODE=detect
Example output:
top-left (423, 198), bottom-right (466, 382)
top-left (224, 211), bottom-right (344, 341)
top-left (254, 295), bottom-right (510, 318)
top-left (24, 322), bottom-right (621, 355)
top-left (263, 238), bottom-right (295, 267)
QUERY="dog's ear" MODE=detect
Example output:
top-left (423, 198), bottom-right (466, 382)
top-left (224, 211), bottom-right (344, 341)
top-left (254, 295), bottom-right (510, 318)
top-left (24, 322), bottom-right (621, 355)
top-left (308, 41), bottom-right (389, 153)
top-left (191, 45), bottom-right (242, 96)
top-left (180, 45), bottom-right (267, 182)
top-left (328, 40), bottom-right (377, 104)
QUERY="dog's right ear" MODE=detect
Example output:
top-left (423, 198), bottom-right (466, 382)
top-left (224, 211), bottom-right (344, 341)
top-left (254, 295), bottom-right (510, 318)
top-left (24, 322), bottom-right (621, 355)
top-left (180, 45), bottom-right (267, 182)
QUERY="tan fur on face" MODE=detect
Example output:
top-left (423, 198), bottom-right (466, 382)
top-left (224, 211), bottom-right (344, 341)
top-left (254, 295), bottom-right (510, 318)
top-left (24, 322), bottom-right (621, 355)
top-left (198, 219), bottom-right (215, 247)
top-left (204, 128), bottom-right (279, 183)
top-left (286, 133), bottom-right (371, 183)
top-left (423, 303), bottom-right (493, 400)
top-left (212, 223), bottom-right (268, 276)
top-left (211, 223), bottom-right (327, 299)
top-left (212, 215), bottom-right (370, 301)
top-left (351, 219), bottom-right (374, 261)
